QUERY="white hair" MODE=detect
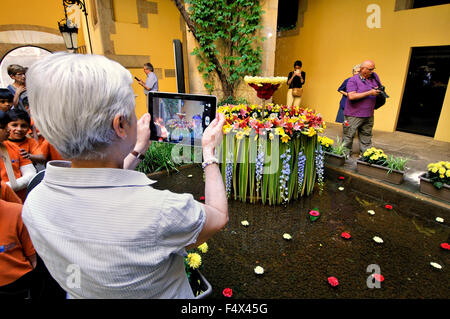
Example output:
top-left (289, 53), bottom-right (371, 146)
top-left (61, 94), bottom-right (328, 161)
top-left (352, 64), bottom-right (361, 73)
top-left (26, 52), bottom-right (135, 160)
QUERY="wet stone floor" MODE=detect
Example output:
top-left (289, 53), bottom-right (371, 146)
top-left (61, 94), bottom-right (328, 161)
top-left (151, 166), bottom-right (450, 299)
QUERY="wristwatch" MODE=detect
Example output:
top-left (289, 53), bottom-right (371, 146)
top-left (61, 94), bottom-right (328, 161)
top-left (131, 150), bottom-right (145, 160)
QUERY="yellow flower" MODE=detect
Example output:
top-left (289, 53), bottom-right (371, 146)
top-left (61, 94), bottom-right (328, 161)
top-left (440, 174), bottom-right (445, 179)
top-left (236, 131), bottom-right (245, 140)
top-left (269, 132), bottom-right (274, 140)
top-left (186, 253), bottom-right (202, 269)
top-left (431, 167), bottom-right (438, 173)
top-left (223, 124), bottom-right (232, 134)
top-left (197, 243), bottom-right (208, 253)
top-left (446, 170), bottom-right (450, 178)
top-left (439, 167), bottom-right (446, 175)
top-left (281, 135), bottom-right (291, 143)
top-left (275, 127), bottom-right (285, 136)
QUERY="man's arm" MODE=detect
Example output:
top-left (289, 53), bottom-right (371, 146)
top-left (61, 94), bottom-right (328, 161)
top-left (348, 89), bottom-right (379, 101)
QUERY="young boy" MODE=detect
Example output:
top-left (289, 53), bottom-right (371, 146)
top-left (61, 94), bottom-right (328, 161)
top-left (0, 180), bottom-right (36, 298)
top-left (0, 110), bottom-right (37, 202)
top-left (5, 109), bottom-right (45, 165)
top-left (0, 89), bottom-right (13, 112)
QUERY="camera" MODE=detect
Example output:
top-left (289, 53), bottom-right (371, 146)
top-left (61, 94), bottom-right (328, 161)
top-left (147, 92), bottom-right (217, 146)
top-left (376, 85), bottom-right (389, 98)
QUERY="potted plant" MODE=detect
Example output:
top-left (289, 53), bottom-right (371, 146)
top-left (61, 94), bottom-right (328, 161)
top-left (356, 147), bottom-right (408, 185)
top-left (319, 136), bottom-right (348, 166)
top-left (419, 161), bottom-right (450, 202)
top-left (184, 243), bottom-right (212, 299)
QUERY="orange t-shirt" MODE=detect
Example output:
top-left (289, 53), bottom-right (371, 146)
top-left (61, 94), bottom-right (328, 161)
top-left (0, 181), bottom-right (22, 204)
top-left (0, 142), bottom-right (33, 202)
top-left (4, 138), bottom-right (43, 158)
top-left (0, 200), bottom-right (35, 286)
top-left (40, 139), bottom-right (64, 161)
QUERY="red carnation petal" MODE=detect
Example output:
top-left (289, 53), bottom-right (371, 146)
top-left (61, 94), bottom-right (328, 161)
top-left (222, 288), bottom-right (233, 297)
top-left (440, 243), bottom-right (450, 250)
top-left (372, 274), bottom-right (384, 282)
top-left (341, 232), bottom-right (351, 239)
top-left (199, 196), bottom-right (205, 201)
top-left (327, 276), bottom-right (339, 287)
top-left (385, 205), bottom-right (393, 210)
top-left (338, 176), bottom-right (345, 180)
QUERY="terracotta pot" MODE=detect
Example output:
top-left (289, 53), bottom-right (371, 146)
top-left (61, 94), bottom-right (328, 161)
top-left (419, 173), bottom-right (450, 202)
top-left (324, 151), bottom-right (346, 166)
top-left (356, 160), bottom-right (404, 185)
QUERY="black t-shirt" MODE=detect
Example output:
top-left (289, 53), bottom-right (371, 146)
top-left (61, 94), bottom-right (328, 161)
top-left (287, 71), bottom-right (306, 89)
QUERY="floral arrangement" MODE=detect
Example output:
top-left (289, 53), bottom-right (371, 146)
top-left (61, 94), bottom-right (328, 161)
top-left (244, 76), bottom-right (287, 100)
top-left (360, 147), bottom-right (409, 173)
top-left (426, 161), bottom-right (450, 189)
top-left (317, 136), bottom-right (334, 153)
top-left (185, 242), bottom-right (209, 297)
top-left (217, 103), bottom-right (326, 205)
top-left (361, 147), bottom-right (388, 166)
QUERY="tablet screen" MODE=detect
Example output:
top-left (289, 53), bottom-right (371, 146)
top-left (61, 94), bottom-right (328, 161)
top-left (147, 92), bottom-right (217, 146)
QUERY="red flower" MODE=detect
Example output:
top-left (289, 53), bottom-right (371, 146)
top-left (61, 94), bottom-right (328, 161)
top-left (199, 196), bottom-right (205, 201)
top-left (338, 176), bottom-right (345, 180)
top-left (309, 210), bottom-right (320, 217)
top-left (341, 232), bottom-right (351, 239)
top-left (223, 288), bottom-right (233, 297)
top-left (385, 204), bottom-right (393, 210)
top-left (327, 276), bottom-right (339, 287)
top-left (372, 274), bottom-right (384, 282)
top-left (440, 243), bottom-right (450, 250)
top-left (344, 120), bottom-right (349, 127)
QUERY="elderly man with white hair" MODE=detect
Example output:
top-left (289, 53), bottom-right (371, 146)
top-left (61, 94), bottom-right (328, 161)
top-left (22, 52), bottom-right (228, 299)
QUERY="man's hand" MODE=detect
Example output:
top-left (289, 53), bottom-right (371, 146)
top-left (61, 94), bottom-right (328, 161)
top-left (134, 113), bottom-right (151, 154)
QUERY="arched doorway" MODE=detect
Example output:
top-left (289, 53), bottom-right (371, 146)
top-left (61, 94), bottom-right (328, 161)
top-left (0, 46), bottom-right (52, 87)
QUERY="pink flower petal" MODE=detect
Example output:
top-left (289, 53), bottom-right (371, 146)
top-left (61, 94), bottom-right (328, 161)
top-left (372, 274), bottom-right (384, 282)
top-left (199, 196), bottom-right (205, 201)
top-left (385, 205), bottom-right (393, 210)
top-left (440, 243), bottom-right (450, 250)
top-left (222, 288), bottom-right (233, 297)
top-left (341, 232), bottom-right (351, 239)
top-left (327, 276), bottom-right (339, 287)
top-left (338, 176), bottom-right (345, 180)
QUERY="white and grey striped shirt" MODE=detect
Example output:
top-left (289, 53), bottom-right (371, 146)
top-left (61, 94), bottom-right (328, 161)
top-left (22, 161), bottom-right (205, 299)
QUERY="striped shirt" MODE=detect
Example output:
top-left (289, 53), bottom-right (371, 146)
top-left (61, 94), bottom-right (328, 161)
top-left (22, 161), bottom-right (205, 299)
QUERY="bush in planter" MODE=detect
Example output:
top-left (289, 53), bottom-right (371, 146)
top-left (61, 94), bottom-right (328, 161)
top-left (426, 161), bottom-right (450, 189)
top-left (318, 136), bottom-right (349, 156)
top-left (361, 147), bottom-right (409, 172)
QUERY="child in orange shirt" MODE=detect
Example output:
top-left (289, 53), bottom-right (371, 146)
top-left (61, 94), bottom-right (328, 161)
top-left (0, 110), bottom-right (36, 202)
top-left (0, 196), bottom-right (36, 298)
top-left (23, 97), bottom-right (64, 162)
top-left (0, 89), bottom-right (13, 112)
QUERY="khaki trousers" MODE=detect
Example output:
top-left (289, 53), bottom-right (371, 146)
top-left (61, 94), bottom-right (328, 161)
top-left (286, 88), bottom-right (302, 106)
top-left (342, 115), bottom-right (374, 155)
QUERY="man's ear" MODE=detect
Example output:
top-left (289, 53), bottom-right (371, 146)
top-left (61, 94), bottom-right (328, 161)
top-left (112, 114), bottom-right (127, 139)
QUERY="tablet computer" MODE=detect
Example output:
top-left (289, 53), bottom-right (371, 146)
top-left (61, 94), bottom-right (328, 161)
top-left (147, 91), bottom-right (217, 146)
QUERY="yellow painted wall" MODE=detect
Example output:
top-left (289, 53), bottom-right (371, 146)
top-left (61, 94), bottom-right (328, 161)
top-left (109, 0), bottom-right (184, 118)
top-left (273, 0), bottom-right (450, 142)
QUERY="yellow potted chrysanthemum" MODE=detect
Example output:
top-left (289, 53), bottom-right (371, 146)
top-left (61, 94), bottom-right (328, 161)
top-left (419, 161), bottom-right (450, 202)
top-left (356, 147), bottom-right (408, 185)
top-left (184, 242), bottom-right (212, 299)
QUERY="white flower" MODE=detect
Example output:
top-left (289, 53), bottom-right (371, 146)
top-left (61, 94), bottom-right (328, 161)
top-left (435, 217), bottom-right (444, 223)
top-left (430, 262), bottom-right (442, 270)
top-left (338, 187), bottom-right (344, 191)
top-left (241, 220), bottom-right (250, 227)
top-left (368, 210), bottom-right (375, 215)
top-left (283, 233), bottom-right (292, 240)
top-left (373, 236), bottom-right (384, 244)
top-left (254, 266), bottom-right (264, 274)
top-left (187, 174), bottom-right (193, 178)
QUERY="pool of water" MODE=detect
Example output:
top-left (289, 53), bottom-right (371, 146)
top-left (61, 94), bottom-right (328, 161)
top-left (151, 165), bottom-right (450, 299)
